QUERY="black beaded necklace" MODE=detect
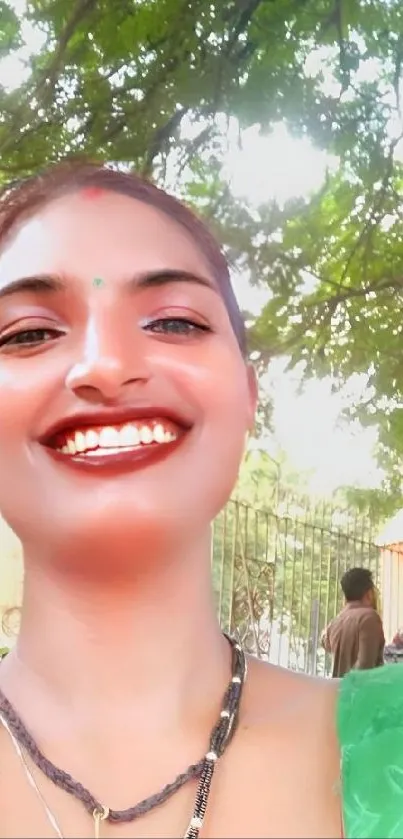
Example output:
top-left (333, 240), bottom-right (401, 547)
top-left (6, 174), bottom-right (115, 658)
top-left (0, 636), bottom-right (246, 838)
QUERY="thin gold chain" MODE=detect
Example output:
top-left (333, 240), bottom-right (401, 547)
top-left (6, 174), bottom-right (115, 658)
top-left (0, 711), bottom-right (65, 837)
top-left (93, 806), bottom-right (110, 838)
top-left (0, 710), bottom-right (110, 838)
top-left (0, 638), bottom-right (246, 839)
top-left (0, 710), bottom-right (197, 838)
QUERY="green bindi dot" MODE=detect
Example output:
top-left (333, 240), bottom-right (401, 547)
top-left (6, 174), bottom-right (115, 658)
top-left (93, 277), bottom-right (105, 288)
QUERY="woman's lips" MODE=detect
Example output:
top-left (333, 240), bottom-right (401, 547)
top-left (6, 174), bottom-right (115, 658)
top-left (42, 416), bottom-right (188, 472)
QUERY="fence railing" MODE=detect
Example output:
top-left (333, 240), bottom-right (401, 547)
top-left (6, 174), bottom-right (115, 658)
top-left (0, 492), bottom-right (400, 676)
top-left (212, 496), bottom-right (385, 677)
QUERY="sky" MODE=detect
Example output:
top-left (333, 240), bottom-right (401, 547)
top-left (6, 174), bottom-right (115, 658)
top-left (0, 7), bottom-right (385, 496)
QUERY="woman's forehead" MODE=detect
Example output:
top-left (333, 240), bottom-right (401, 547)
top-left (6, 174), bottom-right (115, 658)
top-left (0, 191), bottom-right (215, 286)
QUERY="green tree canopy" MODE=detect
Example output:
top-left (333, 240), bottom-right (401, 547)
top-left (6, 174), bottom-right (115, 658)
top-left (1, 0), bottom-right (403, 489)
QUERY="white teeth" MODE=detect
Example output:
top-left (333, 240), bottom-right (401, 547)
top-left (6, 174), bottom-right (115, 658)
top-left (57, 421), bottom-right (180, 455)
top-left (74, 431), bottom-right (86, 452)
top-left (139, 426), bottom-right (153, 444)
top-left (120, 424), bottom-right (140, 446)
top-left (153, 423), bottom-right (166, 443)
top-left (85, 429), bottom-right (99, 450)
top-left (99, 426), bottom-right (120, 448)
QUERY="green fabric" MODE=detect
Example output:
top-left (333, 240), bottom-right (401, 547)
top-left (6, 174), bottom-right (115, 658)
top-left (338, 664), bottom-right (403, 838)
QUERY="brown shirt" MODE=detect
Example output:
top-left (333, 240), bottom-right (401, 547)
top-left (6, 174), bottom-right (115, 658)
top-left (323, 602), bottom-right (385, 677)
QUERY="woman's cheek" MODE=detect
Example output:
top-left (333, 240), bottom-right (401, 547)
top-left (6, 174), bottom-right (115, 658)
top-left (0, 361), bottom-right (52, 438)
top-left (0, 368), bottom-right (31, 392)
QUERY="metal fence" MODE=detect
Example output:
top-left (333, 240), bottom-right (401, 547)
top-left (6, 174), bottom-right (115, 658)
top-left (212, 493), bottom-right (385, 677)
top-left (0, 494), bottom-right (399, 673)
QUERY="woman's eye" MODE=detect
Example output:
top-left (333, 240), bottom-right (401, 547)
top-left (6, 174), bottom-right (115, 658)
top-left (143, 317), bottom-right (210, 336)
top-left (0, 328), bottom-right (61, 348)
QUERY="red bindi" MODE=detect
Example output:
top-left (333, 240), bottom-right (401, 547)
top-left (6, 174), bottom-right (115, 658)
top-left (80, 186), bottom-right (105, 200)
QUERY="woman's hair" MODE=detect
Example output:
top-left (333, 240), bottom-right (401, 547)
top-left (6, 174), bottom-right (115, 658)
top-left (0, 161), bottom-right (247, 355)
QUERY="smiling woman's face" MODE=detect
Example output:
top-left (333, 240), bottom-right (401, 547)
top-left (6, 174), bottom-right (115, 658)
top-left (0, 190), bottom-right (256, 563)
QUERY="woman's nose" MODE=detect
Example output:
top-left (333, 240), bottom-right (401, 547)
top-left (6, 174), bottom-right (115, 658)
top-left (65, 317), bottom-right (150, 401)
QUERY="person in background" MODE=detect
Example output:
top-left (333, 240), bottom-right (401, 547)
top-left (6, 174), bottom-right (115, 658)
top-left (321, 567), bottom-right (385, 677)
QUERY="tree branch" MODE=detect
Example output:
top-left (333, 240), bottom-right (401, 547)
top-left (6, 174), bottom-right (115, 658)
top-left (301, 276), bottom-right (402, 332)
top-left (0, 0), bottom-right (97, 157)
top-left (339, 132), bottom-right (403, 285)
top-left (392, 35), bottom-right (403, 120)
top-left (334, 0), bottom-right (350, 95)
top-left (142, 106), bottom-right (189, 175)
top-left (225, 0), bottom-right (264, 55)
top-left (38, 0), bottom-right (98, 102)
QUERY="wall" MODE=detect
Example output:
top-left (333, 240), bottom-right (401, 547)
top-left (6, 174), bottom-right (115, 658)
top-left (381, 544), bottom-right (403, 642)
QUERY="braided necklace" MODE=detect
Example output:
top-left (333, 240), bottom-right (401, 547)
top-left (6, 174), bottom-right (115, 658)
top-left (0, 636), bottom-right (246, 838)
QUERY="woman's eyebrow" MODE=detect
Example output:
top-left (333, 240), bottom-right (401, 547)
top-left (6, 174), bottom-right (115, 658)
top-left (0, 274), bottom-right (64, 301)
top-left (132, 269), bottom-right (217, 292)
top-left (0, 269), bottom-right (218, 300)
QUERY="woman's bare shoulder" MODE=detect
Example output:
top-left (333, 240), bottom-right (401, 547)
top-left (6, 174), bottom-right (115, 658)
top-left (244, 656), bottom-right (340, 787)
top-left (246, 654), bottom-right (339, 720)
top-left (231, 658), bottom-right (342, 837)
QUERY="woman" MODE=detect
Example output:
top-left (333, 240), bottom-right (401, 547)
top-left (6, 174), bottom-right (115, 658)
top-left (0, 161), bottom-right (397, 839)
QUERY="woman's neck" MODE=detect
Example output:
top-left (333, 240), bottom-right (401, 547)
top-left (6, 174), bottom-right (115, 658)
top-left (0, 533), bottom-right (228, 734)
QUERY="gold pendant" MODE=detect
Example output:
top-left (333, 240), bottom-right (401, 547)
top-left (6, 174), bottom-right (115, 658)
top-left (93, 805), bottom-right (109, 838)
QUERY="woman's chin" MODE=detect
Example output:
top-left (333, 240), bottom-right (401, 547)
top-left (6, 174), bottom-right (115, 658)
top-left (19, 500), bottom-right (204, 568)
top-left (1, 455), bottom-right (239, 565)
